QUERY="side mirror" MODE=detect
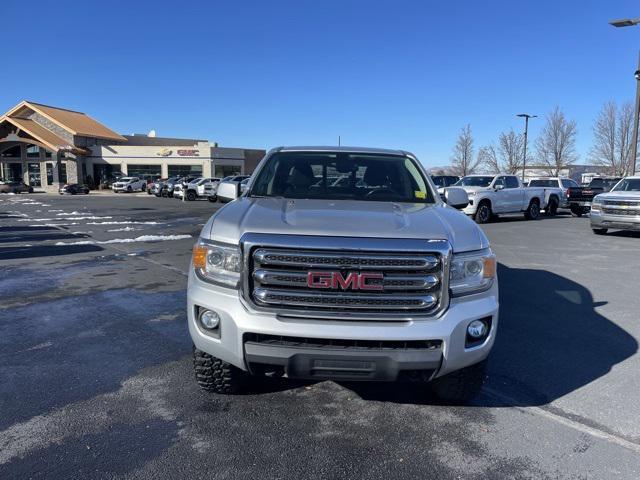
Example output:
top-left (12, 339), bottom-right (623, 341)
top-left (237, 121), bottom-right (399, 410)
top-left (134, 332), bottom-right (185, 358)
top-left (494, 184), bottom-right (505, 191)
top-left (444, 187), bottom-right (469, 209)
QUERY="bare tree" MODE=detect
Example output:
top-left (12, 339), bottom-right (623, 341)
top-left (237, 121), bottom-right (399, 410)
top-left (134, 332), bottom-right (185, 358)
top-left (498, 129), bottom-right (524, 174)
top-left (535, 107), bottom-right (578, 176)
top-left (617, 102), bottom-right (634, 175)
top-left (589, 101), bottom-right (635, 175)
top-left (478, 144), bottom-right (500, 174)
top-left (451, 124), bottom-right (480, 175)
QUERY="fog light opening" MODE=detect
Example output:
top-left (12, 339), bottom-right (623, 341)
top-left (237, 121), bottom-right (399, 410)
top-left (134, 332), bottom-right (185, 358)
top-left (199, 309), bottom-right (221, 330)
top-left (465, 317), bottom-right (491, 348)
top-left (467, 320), bottom-right (488, 338)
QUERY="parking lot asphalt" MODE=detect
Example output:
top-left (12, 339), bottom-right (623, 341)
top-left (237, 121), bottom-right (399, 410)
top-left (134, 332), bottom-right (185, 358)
top-left (1, 193), bottom-right (639, 479)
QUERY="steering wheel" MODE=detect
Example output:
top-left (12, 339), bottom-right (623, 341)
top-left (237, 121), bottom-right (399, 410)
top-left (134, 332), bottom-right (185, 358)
top-left (365, 187), bottom-right (399, 198)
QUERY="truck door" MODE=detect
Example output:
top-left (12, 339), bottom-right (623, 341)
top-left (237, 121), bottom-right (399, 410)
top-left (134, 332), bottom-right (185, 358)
top-left (492, 176), bottom-right (509, 212)
top-left (505, 176), bottom-right (522, 211)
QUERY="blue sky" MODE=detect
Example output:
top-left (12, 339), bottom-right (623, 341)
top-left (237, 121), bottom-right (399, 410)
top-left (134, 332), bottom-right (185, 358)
top-left (1, 0), bottom-right (639, 167)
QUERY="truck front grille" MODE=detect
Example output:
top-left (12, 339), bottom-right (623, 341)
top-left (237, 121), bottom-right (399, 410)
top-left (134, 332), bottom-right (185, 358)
top-left (247, 247), bottom-right (445, 317)
top-left (602, 206), bottom-right (640, 216)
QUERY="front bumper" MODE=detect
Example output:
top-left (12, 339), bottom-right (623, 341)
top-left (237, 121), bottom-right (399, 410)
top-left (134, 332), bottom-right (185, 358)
top-left (591, 210), bottom-right (640, 230)
top-left (187, 270), bottom-right (499, 381)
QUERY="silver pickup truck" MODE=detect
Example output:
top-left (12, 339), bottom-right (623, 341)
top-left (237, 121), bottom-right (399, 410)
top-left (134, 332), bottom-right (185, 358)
top-left (188, 147), bottom-right (499, 403)
top-left (457, 174), bottom-right (561, 223)
top-left (591, 176), bottom-right (640, 234)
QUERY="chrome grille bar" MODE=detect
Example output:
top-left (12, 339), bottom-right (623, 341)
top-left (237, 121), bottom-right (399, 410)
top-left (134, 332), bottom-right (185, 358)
top-left (254, 288), bottom-right (438, 310)
top-left (254, 249), bottom-right (439, 271)
top-left (253, 268), bottom-right (439, 291)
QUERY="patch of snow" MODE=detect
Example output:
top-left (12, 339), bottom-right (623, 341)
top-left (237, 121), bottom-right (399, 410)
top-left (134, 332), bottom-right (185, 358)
top-left (56, 211), bottom-right (91, 216)
top-left (86, 221), bottom-right (161, 225)
top-left (55, 234), bottom-right (191, 246)
top-left (18, 218), bottom-right (54, 222)
top-left (61, 216), bottom-right (112, 220)
top-left (107, 227), bottom-right (138, 232)
top-left (28, 223), bottom-right (78, 227)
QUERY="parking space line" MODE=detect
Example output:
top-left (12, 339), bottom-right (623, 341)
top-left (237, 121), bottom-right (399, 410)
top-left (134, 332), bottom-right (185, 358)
top-left (483, 387), bottom-right (640, 454)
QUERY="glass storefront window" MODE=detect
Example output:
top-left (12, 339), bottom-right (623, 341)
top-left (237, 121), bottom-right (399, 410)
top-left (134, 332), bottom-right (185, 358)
top-left (127, 164), bottom-right (162, 177)
top-left (26, 145), bottom-right (40, 158)
top-left (1, 145), bottom-right (20, 158)
top-left (28, 162), bottom-right (41, 187)
top-left (214, 165), bottom-right (242, 177)
top-left (45, 149), bottom-right (52, 158)
top-left (168, 164), bottom-right (203, 177)
top-left (60, 163), bottom-right (67, 184)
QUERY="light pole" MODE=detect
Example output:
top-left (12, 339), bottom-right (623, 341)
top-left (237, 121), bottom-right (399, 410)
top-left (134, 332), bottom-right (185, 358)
top-left (609, 17), bottom-right (640, 175)
top-left (517, 113), bottom-right (537, 182)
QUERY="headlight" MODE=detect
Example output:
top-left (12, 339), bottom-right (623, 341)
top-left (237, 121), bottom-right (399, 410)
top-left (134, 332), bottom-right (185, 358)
top-left (449, 249), bottom-right (496, 296)
top-left (591, 196), bottom-right (602, 211)
top-left (192, 239), bottom-right (241, 288)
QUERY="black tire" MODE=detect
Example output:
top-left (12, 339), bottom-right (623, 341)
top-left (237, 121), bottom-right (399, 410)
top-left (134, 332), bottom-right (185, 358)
top-left (28, 187), bottom-right (34, 193)
top-left (546, 197), bottom-right (558, 216)
top-left (474, 201), bottom-right (491, 224)
top-left (524, 199), bottom-right (541, 220)
top-left (193, 347), bottom-right (246, 394)
top-left (430, 360), bottom-right (487, 405)
top-left (187, 190), bottom-right (197, 201)
top-left (127, 186), bottom-right (132, 192)
top-left (208, 195), bottom-right (218, 203)
top-left (592, 228), bottom-right (608, 235)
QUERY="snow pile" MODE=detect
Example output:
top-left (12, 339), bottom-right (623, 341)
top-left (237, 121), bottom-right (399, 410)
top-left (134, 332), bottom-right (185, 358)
top-left (107, 227), bottom-right (138, 232)
top-left (55, 234), bottom-right (191, 246)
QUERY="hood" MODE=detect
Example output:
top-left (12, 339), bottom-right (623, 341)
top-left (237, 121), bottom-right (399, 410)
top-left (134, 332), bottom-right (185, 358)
top-left (203, 198), bottom-right (488, 253)
top-left (597, 190), bottom-right (640, 201)
top-left (459, 186), bottom-right (491, 194)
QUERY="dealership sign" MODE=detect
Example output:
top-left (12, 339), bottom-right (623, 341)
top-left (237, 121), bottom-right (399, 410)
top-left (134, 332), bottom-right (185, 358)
top-left (177, 149), bottom-right (199, 157)
top-left (156, 148), bottom-right (172, 157)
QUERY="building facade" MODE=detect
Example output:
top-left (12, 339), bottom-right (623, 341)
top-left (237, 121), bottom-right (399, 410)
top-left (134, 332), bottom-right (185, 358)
top-left (0, 101), bottom-right (265, 191)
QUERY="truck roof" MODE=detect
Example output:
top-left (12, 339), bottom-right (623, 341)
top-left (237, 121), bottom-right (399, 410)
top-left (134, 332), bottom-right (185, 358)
top-left (276, 146), bottom-right (408, 156)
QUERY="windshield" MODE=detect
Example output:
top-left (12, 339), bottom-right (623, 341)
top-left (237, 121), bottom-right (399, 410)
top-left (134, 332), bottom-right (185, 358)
top-left (250, 152), bottom-right (434, 203)
top-left (529, 179), bottom-right (557, 188)
top-left (120, 177), bottom-right (133, 182)
top-left (455, 176), bottom-right (494, 187)
top-left (611, 178), bottom-right (640, 192)
top-left (590, 178), bottom-right (621, 188)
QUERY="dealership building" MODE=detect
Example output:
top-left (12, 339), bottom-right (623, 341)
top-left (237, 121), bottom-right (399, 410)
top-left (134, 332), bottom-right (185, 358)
top-left (0, 101), bottom-right (265, 191)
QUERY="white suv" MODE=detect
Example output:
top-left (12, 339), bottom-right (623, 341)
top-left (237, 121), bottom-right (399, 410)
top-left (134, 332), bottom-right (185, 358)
top-left (112, 177), bottom-right (146, 193)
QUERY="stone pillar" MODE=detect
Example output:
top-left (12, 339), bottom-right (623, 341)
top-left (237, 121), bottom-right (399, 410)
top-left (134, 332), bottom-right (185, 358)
top-left (20, 144), bottom-right (28, 184)
top-left (65, 156), bottom-right (80, 184)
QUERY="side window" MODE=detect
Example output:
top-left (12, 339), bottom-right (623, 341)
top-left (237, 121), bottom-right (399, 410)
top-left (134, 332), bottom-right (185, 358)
top-left (506, 176), bottom-right (519, 188)
top-left (562, 179), bottom-right (578, 188)
top-left (493, 176), bottom-right (506, 188)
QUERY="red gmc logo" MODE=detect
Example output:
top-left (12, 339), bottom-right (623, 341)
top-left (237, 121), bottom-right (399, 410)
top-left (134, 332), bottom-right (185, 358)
top-left (307, 271), bottom-right (384, 291)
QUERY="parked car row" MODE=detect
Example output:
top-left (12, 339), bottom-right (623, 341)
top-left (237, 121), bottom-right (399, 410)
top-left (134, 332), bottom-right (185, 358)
top-left (146, 175), bottom-right (251, 203)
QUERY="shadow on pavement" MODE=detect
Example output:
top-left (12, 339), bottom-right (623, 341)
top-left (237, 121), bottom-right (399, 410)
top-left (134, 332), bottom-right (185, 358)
top-left (0, 244), bottom-right (103, 260)
top-left (0, 233), bottom-right (87, 244)
top-left (341, 263), bottom-right (637, 406)
top-left (0, 226), bottom-right (58, 233)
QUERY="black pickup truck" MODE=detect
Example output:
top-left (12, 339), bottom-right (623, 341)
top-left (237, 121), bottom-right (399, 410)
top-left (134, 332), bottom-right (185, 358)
top-left (566, 177), bottom-right (622, 216)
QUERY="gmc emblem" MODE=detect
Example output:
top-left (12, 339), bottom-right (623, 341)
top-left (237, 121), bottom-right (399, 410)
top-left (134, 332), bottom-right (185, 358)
top-left (307, 271), bottom-right (384, 291)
